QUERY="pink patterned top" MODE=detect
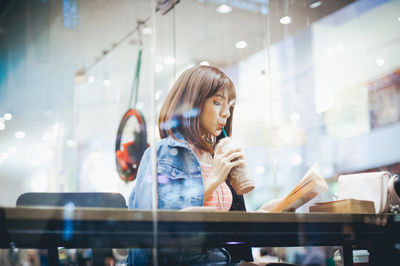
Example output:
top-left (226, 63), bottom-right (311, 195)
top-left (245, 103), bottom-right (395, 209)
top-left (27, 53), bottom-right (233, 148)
top-left (190, 145), bottom-right (233, 212)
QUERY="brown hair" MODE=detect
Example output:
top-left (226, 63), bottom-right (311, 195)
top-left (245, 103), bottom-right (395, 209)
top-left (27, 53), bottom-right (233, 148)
top-left (158, 65), bottom-right (236, 153)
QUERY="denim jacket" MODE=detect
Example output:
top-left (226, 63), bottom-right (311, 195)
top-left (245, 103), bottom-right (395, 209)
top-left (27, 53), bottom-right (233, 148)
top-left (127, 132), bottom-right (252, 265)
top-left (128, 131), bottom-right (204, 210)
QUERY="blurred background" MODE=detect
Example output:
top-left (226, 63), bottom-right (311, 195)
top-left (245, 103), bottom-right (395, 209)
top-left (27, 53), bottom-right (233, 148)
top-left (0, 0), bottom-right (400, 212)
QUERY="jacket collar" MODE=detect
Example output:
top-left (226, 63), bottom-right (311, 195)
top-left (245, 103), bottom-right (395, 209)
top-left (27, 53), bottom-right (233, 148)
top-left (167, 131), bottom-right (190, 149)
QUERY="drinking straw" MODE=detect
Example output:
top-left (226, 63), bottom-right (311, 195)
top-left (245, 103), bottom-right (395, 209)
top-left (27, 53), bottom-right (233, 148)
top-left (221, 126), bottom-right (228, 138)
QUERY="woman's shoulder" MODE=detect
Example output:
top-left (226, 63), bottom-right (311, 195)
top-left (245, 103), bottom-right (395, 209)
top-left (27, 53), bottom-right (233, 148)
top-left (141, 135), bottom-right (200, 173)
top-left (154, 134), bottom-right (190, 150)
top-left (143, 135), bottom-right (190, 159)
top-left (155, 136), bottom-right (170, 148)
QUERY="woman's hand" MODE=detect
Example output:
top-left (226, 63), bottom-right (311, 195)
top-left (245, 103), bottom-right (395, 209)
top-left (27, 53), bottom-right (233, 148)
top-left (203, 138), bottom-right (246, 200)
top-left (256, 198), bottom-right (295, 213)
top-left (257, 198), bottom-right (282, 213)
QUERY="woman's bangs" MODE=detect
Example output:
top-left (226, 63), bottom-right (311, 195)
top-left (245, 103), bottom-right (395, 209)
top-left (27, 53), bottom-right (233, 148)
top-left (218, 78), bottom-right (236, 102)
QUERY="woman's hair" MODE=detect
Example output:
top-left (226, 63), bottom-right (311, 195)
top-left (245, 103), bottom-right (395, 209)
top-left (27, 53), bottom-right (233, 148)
top-left (158, 65), bottom-right (236, 153)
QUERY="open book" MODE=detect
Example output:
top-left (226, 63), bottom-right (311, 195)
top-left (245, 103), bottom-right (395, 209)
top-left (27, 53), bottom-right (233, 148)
top-left (270, 162), bottom-right (328, 212)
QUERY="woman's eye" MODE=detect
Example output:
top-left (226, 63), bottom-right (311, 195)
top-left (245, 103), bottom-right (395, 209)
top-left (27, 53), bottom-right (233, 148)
top-left (213, 100), bottom-right (222, 106)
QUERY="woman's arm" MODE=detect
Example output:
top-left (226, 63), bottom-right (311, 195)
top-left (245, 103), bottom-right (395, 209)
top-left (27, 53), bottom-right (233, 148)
top-left (205, 138), bottom-right (246, 201)
top-left (256, 198), bottom-right (283, 212)
top-left (256, 198), bottom-right (295, 212)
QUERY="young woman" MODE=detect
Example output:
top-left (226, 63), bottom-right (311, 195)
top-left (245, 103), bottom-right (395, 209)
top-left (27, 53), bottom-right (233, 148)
top-left (127, 65), bottom-right (278, 265)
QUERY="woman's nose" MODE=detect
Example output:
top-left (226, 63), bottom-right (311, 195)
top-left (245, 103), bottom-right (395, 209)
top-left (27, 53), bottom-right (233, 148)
top-left (221, 104), bottom-right (230, 118)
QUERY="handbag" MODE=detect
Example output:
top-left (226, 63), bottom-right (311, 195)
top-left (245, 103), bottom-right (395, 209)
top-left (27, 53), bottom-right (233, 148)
top-left (337, 172), bottom-right (391, 213)
top-left (388, 174), bottom-right (400, 212)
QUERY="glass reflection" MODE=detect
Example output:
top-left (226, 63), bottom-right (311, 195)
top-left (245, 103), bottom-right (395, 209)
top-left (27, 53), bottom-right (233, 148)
top-left (0, 0), bottom-right (399, 265)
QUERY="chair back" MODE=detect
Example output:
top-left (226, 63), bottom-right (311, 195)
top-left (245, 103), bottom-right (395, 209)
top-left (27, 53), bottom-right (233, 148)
top-left (16, 192), bottom-right (127, 208)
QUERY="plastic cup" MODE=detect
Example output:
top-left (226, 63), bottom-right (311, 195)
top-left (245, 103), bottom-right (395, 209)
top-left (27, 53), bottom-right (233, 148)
top-left (218, 138), bottom-right (254, 195)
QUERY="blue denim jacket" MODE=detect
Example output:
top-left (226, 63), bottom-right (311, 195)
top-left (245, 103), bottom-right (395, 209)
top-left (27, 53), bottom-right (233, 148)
top-left (128, 131), bottom-right (204, 210)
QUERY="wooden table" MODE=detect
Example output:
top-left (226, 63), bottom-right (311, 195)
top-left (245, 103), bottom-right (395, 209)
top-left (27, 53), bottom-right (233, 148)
top-left (1, 207), bottom-right (399, 265)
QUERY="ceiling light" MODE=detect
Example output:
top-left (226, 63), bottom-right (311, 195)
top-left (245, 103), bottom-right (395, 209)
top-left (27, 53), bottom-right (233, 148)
top-left (142, 27), bottom-right (152, 35)
top-left (376, 58), bottom-right (385, 66)
top-left (235, 41), bottom-right (247, 49)
top-left (3, 113), bottom-right (12, 120)
top-left (217, 4), bottom-right (232, 14)
top-left (88, 76), bottom-right (95, 84)
top-left (15, 131), bottom-right (26, 139)
top-left (280, 16), bottom-right (292, 25)
top-left (163, 56), bottom-right (175, 65)
top-left (309, 1), bottom-right (322, 9)
top-left (0, 117), bottom-right (4, 123)
top-left (199, 61), bottom-right (210, 66)
top-left (8, 147), bottom-right (16, 154)
top-left (103, 79), bottom-right (112, 86)
top-left (255, 165), bottom-right (266, 175)
top-left (155, 64), bottom-right (164, 73)
top-left (66, 139), bottom-right (77, 147)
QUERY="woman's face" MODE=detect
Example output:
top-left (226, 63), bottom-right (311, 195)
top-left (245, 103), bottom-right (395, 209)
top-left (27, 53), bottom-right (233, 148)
top-left (199, 92), bottom-right (234, 137)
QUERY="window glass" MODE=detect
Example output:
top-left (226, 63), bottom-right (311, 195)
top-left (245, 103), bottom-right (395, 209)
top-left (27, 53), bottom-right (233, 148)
top-left (0, 0), bottom-right (399, 265)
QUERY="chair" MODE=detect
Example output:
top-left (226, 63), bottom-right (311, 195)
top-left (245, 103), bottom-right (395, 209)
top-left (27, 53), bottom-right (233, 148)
top-left (16, 192), bottom-right (127, 265)
top-left (16, 192), bottom-right (127, 208)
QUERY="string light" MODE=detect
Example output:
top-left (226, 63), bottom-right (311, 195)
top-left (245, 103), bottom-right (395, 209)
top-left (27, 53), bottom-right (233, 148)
top-left (235, 41), bottom-right (247, 49)
top-left (217, 5), bottom-right (232, 14)
top-left (3, 113), bottom-right (12, 120)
